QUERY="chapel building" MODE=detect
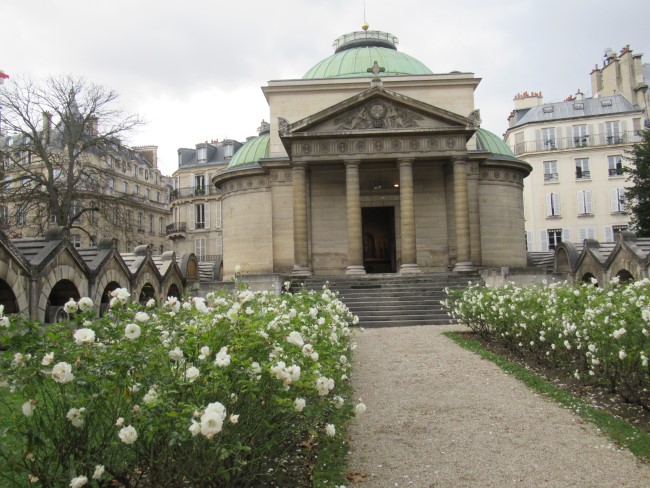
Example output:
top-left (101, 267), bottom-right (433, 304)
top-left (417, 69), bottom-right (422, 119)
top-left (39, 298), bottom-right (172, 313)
top-left (213, 26), bottom-right (531, 279)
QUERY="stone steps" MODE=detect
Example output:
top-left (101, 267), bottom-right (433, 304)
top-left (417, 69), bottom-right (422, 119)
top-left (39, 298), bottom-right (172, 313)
top-left (291, 273), bottom-right (478, 327)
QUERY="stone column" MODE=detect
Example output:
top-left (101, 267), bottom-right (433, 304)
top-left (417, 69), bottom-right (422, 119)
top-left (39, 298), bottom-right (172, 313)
top-left (292, 162), bottom-right (312, 276)
top-left (467, 162), bottom-right (482, 266)
top-left (345, 160), bottom-right (366, 275)
top-left (398, 158), bottom-right (420, 273)
top-left (453, 158), bottom-right (475, 272)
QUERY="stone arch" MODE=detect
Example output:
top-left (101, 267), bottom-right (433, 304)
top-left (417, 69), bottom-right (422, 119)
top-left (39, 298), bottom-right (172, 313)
top-left (0, 278), bottom-right (18, 314)
top-left (167, 283), bottom-right (181, 298)
top-left (615, 269), bottom-right (634, 283)
top-left (45, 279), bottom-right (80, 323)
top-left (0, 259), bottom-right (29, 315)
top-left (139, 283), bottom-right (156, 305)
top-left (581, 272), bottom-right (598, 286)
top-left (99, 281), bottom-right (122, 317)
top-left (555, 248), bottom-right (571, 273)
top-left (38, 265), bottom-right (87, 323)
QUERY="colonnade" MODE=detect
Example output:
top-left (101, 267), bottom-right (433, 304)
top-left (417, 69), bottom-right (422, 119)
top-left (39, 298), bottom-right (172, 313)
top-left (291, 157), bottom-right (476, 276)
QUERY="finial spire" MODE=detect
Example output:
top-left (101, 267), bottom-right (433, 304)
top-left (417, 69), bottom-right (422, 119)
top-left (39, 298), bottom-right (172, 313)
top-left (361, 0), bottom-right (368, 30)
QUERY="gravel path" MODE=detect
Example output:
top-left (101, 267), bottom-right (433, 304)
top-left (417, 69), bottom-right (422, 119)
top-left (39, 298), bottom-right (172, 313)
top-left (347, 324), bottom-right (650, 487)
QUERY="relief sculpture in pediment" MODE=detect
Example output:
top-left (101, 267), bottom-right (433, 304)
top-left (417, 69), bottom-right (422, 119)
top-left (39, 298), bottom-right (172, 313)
top-left (334, 101), bottom-right (422, 130)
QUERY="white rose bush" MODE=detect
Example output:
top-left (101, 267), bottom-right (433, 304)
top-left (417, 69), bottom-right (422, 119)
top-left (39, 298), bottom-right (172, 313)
top-left (445, 278), bottom-right (650, 407)
top-left (0, 286), bottom-right (359, 486)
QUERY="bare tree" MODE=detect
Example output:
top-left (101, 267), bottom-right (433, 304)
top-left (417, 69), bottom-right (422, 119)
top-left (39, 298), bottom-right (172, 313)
top-left (0, 75), bottom-right (146, 241)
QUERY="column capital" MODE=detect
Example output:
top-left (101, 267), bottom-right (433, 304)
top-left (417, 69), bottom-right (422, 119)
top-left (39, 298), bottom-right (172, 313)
top-left (292, 160), bottom-right (308, 169)
top-left (344, 159), bottom-right (361, 167)
top-left (397, 157), bottom-right (415, 166)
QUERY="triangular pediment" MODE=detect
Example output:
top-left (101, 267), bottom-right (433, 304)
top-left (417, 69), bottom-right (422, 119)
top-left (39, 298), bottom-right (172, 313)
top-left (282, 87), bottom-right (472, 137)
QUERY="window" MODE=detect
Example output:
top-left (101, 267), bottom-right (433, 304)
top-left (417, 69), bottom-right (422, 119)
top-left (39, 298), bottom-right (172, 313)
top-left (156, 191), bottom-right (160, 202)
top-left (17, 207), bottom-right (26, 226)
top-left (107, 156), bottom-right (114, 169)
top-left (126, 242), bottom-right (132, 253)
top-left (579, 227), bottom-right (596, 241)
top-left (135, 185), bottom-right (140, 196)
top-left (123, 181), bottom-right (128, 193)
top-left (113, 208), bottom-right (119, 225)
top-left (543, 161), bottom-right (558, 182)
top-left (216, 234), bottom-right (223, 257)
top-left (610, 188), bottom-right (626, 213)
top-left (198, 146), bottom-right (207, 163)
top-left (577, 190), bottom-right (593, 215)
top-left (159, 217), bottom-right (164, 235)
top-left (0, 206), bottom-right (8, 228)
top-left (108, 178), bottom-right (115, 191)
top-left (605, 225), bottom-right (629, 242)
top-left (133, 165), bottom-right (138, 177)
top-left (148, 214), bottom-right (154, 234)
top-left (144, 169), bottom-right (149, 180)
top-left (126, 210), bottom-right (132, 226)
top-left (542, 127), bottom-right (556, 150)
top-left (195, 204), bottom-right (205, 229)
top-left (71, 235), bottom-right (81, 248)
top-left (224, 143), bottom-right (234, 158)
top-left (575, 158), bottom-right (590, 179)
top-left (605, 121), bottom-right (621, 144)
top-left (69, 200), bottom-right (82, 223)
top-left (608, 155), bottom-right (623, 176)
top-left (541, 228), bottom-right (565, 251)
top-left (573, 125), bottom-right (588, 147)
top-left (88, 202), bottom-right (96, 224)
top-left (195, 175), bottom-right (205, 194)
top-left (195, 237), bottom-right (206, 258)
top-left (145, 188), bottom-right (150, 200)
top-left (137, 212), bottom-right (144, 232)
top-left (545, 193), bottom-right (561, 217)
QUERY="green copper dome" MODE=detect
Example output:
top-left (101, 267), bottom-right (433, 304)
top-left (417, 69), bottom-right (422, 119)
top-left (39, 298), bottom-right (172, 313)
top-left (303, 30), bottom-right (432, 79)
top-left (227, 133), bottom-right (270, 169)
top-left (475, 128), bottom-right (515, 158)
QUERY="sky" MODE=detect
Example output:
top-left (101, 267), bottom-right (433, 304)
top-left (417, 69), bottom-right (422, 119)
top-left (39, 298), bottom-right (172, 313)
top-left (2, 0), bottom-right (649, 176)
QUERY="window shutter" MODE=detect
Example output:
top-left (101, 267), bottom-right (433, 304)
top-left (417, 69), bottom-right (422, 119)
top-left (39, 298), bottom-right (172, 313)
top-left (540, 230), bottom-right (549, 251)
top-left (553, 193), bottom-right (561, 216)
top-left (189, 205), bottom-right (195, 230)
top-left (204, 203), bottom-right (210, 229)
top-left (579, 227), bottom-right (587, 241)
top-left (587, 227), bottom-right (595, 239)
top-left (562, 228), bottom-right (571, 242)
top-left (190, 173), bottom-right (195, 192)
top-left (577, 191), bottom-right (585, 214)
top-left (604, 226), bottom-right (614, 242)
top-left (216, 201), bottom-right (222, 228)
top-left (585, 191), bottom-right (593, 214)
top-left (610, 188), bottom-right (619, 212)
top-left (545, 193), bottom-right (553, 217)
top-left (526, 231), bottom-right (533, 252)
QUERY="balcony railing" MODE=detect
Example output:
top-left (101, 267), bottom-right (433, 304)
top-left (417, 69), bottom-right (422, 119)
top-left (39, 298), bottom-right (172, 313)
top-left (608, 167), bottom-right (624, 176)
top-left (575, 170), bottom-right (591, 179)
top-left (166, 222), bottom-right (186, 236)
top-left (543, 173), bottom-right (558, 182)
top-left (196, 254), bottom-right (222, 262)
top-left (512, 130), bottom-right (642, 156)
top-left (170, 186), bottom-right (219, 201)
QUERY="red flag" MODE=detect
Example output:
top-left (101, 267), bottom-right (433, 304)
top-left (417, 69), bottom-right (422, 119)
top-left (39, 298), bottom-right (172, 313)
top-left (0, 71), bottom-right (8, 79)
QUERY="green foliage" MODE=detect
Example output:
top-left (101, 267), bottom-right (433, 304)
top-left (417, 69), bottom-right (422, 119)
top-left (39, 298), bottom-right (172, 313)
top-left (624, 129), bottom-right (650, 236)
top-left (445, 331), bottom-right (650, 461)
top-left (0, 287), bottom-right (362, 487)
top-left (445, 279), bottom-right (650, 408)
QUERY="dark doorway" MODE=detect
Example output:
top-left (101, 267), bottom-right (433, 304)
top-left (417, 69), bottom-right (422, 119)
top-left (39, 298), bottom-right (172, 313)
top-left (362, 207), bottom-right (396, 273)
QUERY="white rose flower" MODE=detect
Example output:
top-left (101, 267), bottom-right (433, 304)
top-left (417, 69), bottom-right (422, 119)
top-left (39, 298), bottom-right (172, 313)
top-left (77, 297), bottom-right (93, 312)
top-left (189, 420), bottom-right (202, 436)
top-left (22, 400), bottom-right (36, 417)
top-left (325, 423), bottom-right (336, 437)
top-left (124, 323), bottom-right (141, 340)
top-left (66, 407), bottom-right (86, 428)
top-left (355, 403), bottom-right (367, 416)
top-left (316, 376), bottom-right (335, 396)
top-left (169, 347), bottom-right (184, 362)
top-left (51, 362), bottom-right (74, 384)
top-left (143, 388), bottom-right (158, 404)
top-left (73, 328), bottom-right (95, 345)
top-left (333, 396), bottom-right (344, 409)
top-left (69, 475), bottom-right (88, 488)
top-left (250, 361), bottom-right (262, 374)
top-left (185, 366), bottom-right (200, 383)
top-left (619, 349), bottom-right (627, 360)
top-left (92, 465), bottom-right (105, 480)
top-left (287, 331), bottom-right (304, 347)
top-left (64, 299), bottom-right (78, 314)
top-left (214, 347), bottom-right (231, 367)
top-left (146, 298), bottom-right (156, 308)
top-left (197, 346), bottom-right (210, 361)
top-left (229, 414), bottom-right (239, 424)
top-left (118, 425), bottom-right (138, 444)
top-left (41, 352), bottom-right (54, 366)
top-left (134, 312), bottom-right (150, 323)
top-left (294, 397), bottom-right (306, 412)
top-left (115, 417), bottom-right (124, 427)
top-left (0, 315), bottom-right (10, 327)
top-left (200, 411), bottom-right (224, 437)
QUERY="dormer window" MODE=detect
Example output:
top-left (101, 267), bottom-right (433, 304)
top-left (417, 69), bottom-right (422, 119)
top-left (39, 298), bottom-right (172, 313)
top-left (198, 146), bottom-right (207, 163)
top-left (224, 143), bottom-right (234, 158)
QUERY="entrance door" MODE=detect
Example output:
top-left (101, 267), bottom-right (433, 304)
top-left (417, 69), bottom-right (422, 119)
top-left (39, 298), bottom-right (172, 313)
top-left (362, 207), bottom-right (396, 273)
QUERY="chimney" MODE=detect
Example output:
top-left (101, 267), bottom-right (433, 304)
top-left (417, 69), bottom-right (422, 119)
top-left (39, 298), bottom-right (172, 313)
top-left (574, 89), bottom-right (585, 101)
top-left (43, 111), bottom-right (52, 144)
top-left (88, 116), bottom-right (98, 136)
top-left (513, 91), bottom-right (543, 110)
top-left (258, 119), bottom-right (270, 135)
